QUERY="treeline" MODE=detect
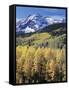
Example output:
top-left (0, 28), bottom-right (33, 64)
top-left (16, 46), bottom-right (66, 84)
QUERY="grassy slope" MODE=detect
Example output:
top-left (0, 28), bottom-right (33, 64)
top-left (16, 32), bottom-right (52, 46)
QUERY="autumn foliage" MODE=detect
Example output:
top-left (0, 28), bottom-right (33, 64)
top-left (16, 46), bottom-right (66, 84)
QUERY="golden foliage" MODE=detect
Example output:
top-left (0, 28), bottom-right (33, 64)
top-left (16, 46), bottom-right (66, 83)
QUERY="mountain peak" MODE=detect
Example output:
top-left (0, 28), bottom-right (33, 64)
top-left (16, 14), bottom-right (65, 35)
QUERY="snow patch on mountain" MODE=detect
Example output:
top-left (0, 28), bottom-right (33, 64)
top-left (24, 26), bottom-right (35, 33)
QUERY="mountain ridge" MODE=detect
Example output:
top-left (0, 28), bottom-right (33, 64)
top-left (16, 14), bottom-right (66, 35)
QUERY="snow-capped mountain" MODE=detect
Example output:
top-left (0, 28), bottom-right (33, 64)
top-left (16, 14), bottom-right (65, 34)
top-left (16, 14), bottom-right (48, 34)
top-left (45, 17), bottom-right (65, 25)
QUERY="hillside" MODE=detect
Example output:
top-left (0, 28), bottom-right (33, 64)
top-left (16, 23), bottom-right (66, 49)
top-left (38, 23), bottom-right (66, 35)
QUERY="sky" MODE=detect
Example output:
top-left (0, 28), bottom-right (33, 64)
top-left (16, 6), bottom-right (66, 20)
